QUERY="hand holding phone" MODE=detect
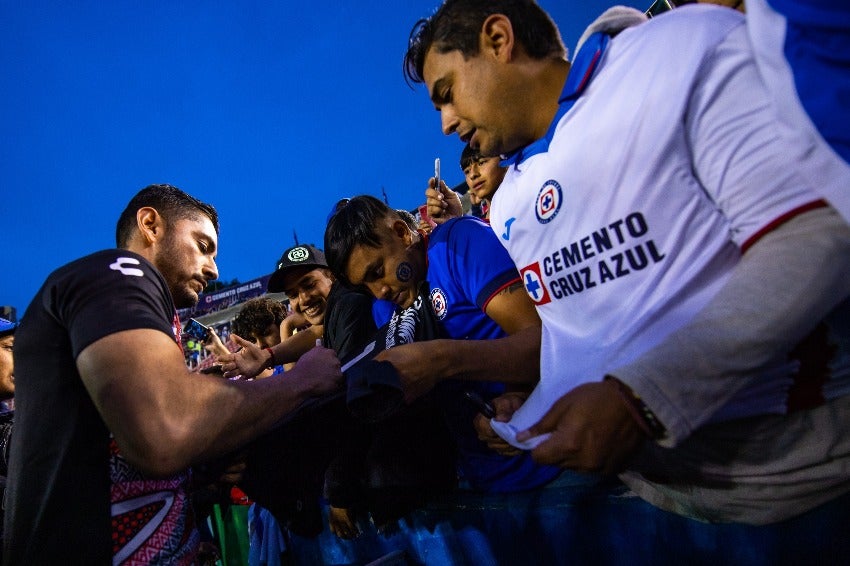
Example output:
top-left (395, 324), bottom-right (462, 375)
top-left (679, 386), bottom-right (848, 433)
top-left (185, 318), bottom-right (212, 341)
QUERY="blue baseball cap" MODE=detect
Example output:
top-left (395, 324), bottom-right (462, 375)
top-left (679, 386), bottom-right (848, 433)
top-left (0, 318), bottom-right (18, 336)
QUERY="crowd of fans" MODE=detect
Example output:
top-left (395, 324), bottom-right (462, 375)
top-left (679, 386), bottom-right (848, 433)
top-left (3, 1), bottom-right (850, 564)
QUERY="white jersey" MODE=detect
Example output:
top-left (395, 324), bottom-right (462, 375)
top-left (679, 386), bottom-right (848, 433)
top-left (489, 6), bottom-right (823, 445)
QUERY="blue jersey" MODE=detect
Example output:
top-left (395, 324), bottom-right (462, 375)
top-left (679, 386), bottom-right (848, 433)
top-left (425, 217), bottom-right (560, 493)
top-left (769, 0), bottom-right (850, 163)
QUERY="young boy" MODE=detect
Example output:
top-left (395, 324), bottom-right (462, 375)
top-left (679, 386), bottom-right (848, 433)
top-left (325, 195), bottom-right (560, 493)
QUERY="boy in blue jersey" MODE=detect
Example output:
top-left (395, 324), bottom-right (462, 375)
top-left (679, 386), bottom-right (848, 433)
top-left (325, 195), bottom-right (561, 493)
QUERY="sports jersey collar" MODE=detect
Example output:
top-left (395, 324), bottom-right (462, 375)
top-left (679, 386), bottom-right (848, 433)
top-left (501, 31), bottom-right (610, 168)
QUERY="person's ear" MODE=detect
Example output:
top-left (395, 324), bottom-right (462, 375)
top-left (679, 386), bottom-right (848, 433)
top-left (136, 207), bottom-right (164, 245)
top-left (481, 14), bottom-right (515, 62)
top-left (393, 219), bottom-right (415, 246)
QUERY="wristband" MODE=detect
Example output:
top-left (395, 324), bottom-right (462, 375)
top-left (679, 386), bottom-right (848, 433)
top-left (611, 378), bottom-right (666, 439)
top-left (264, 347), bottom-right (277, 369)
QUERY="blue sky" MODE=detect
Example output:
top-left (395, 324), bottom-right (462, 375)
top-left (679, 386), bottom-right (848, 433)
top-left (1, 1), bottom-right (641, 314)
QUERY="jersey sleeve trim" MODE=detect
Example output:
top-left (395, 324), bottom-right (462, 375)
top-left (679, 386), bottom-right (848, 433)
top-left (478, 273), bottom-right (521, 313)
top-left (741, 199), bottom-right (827, 253)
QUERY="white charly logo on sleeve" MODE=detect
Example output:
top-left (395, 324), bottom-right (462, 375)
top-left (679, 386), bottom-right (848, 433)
top-left (109, 257), bottom-right (144, 277)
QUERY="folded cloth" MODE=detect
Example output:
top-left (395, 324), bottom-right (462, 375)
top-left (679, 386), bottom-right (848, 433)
top-left (346, 360), bottom-right (404, 423)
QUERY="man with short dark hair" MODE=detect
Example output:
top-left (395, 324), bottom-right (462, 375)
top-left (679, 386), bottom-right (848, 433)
top-left (4, 184), bottom-right (342, 564)
top-left (410, 0), bottom-right (850, 525)
top-left (221, 240), bottom-right (456, 540)
top-left (325, 195), bottom-right (561, 494)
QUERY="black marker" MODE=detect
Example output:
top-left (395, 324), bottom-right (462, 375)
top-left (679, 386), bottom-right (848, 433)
top-left (464, 390), bottom-right (496, 418)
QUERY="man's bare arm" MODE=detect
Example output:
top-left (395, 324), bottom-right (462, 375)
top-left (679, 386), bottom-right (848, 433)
top-left (77, 328), bottom-right (342, 476)
top-left (376, 281), bottom-right (541, 401)
top-left (218, 326), bottom-right (322, 379)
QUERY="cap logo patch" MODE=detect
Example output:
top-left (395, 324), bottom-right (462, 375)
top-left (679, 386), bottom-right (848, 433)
top-left (287, 246), bottom-right (310, 263)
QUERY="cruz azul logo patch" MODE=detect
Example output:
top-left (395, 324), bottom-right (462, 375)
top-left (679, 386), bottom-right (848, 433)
top-left (429, 287), bottom-right (448, 320)
top-left (520, 263), bottom-right (551, 305)
top-left (535, 180), bottom-right (562, 224)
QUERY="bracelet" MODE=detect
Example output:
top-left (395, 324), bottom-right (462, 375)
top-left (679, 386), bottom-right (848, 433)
top-left (264, 347), bottom-right (277, 369)
top-left (610, 378), bottom-right (666, 439)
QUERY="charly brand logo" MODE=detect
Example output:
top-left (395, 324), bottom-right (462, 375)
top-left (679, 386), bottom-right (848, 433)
top-left (535, 180), bottom-right (562, 224)
top-left (109, 257), bottom-right (144, 277)
top-left (429, 287), bottom-right (448, 320)
top-left (287, 247), bottom-right (310, 263)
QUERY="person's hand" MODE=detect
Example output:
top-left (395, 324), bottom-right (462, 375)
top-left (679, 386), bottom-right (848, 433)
top-left (473, 391), bottom-right (528, 457)
top-left (219, 334), bottom-right (268, 379)
top-left (203, 326), bottom-right (230, 358)
top-left (426, 179), bottom-right (462, 224)
top-left (217, 456), bottom-right (247, 485)
top-left (292, 341), bottom-right (343, 396)
top-left (374, 342), bottom-right (441, 403)
top-left (328, 506), bottom-right (360, 539)
top-left (193, 451), bottom-right (247, 490)
top-left (280, 311), bottom-right (310, 339)
top-left (417, 218), bottom-right (434, 235)
top-left (516, 380), bottom-right (646, 474)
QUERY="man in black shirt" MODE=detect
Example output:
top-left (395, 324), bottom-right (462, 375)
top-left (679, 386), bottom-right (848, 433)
top-left (4, 184), bottom-right (342, 564)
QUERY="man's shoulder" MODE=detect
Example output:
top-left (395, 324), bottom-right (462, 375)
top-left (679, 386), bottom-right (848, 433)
top-left (430, 216), bottom-right (494, 247)
top-left (326, 282), bottom-right (373, 317)
top-left (51, 249), bottom-right (157, 281)
top-left (41, 249), bottom-right (171, 312)
top-left (619, 3), bottom-right (743, 49)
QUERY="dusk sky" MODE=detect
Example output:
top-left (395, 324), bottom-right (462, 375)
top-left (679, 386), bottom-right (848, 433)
top-left (1, 1), bottom-right (642, 314)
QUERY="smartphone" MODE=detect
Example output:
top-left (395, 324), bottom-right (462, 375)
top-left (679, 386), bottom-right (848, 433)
top-left (434, 157), bottom-right (441, 190)
top-left (185, 318), bottom-right (211, 341)
top-left (645, 0), bottom-right (676, 18)
top-left (464, 390), bottom-right (496, 419)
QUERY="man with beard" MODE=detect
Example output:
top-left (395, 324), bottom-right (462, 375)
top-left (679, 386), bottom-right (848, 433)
top-left (408, 0), bottom-right (850, 527)
top-left (3, 184), bottom-right (342, 564)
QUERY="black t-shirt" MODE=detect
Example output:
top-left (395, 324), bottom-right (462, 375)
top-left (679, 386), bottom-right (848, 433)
top-left (3, 250), bottom-right (186, 564)
top-left (322, 282), bottom-right (377, 359)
